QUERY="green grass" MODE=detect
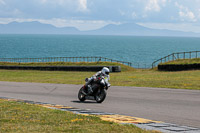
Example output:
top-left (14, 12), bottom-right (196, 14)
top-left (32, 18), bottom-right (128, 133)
top-left (111, 69), bottom-right (200, 90)
top-left (0, 69), bottom-right (200, 90)
top-left (0, 61), bottom-right (200, 90)
top-left (160, 58), bottom-right (200, 65)
top-left (0, 99), bottom-right (158, 133)
top-left (0, 62), bottom-right (134, 72)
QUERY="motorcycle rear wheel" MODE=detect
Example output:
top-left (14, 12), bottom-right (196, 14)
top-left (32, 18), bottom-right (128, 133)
top-left (95, 89), bottom-right (107, 103)
top-left (78, 87), bottom-right (86, 102)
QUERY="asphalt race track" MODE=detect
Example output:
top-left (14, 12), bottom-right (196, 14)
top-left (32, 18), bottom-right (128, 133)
top-left (0, 81), bottom-right (200, 128)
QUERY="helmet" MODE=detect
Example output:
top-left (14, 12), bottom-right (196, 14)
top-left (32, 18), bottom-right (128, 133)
top-left (101, 67), bottom-right (110, 76)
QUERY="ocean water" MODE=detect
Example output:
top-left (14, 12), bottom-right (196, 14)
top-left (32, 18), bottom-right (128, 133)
top-left (0, 34), bottom-right (200, 68)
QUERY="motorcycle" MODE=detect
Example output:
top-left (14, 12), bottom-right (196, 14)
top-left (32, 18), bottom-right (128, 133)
top-left (78, 76), bottom-right (110, 103)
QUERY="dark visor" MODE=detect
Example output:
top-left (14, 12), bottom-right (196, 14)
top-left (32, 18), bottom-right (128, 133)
top-left (105, 72), bottom-right (109, 75)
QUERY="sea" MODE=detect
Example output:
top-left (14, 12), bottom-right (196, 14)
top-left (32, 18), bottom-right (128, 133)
top-left (0, 34), bottom-right (200, 68)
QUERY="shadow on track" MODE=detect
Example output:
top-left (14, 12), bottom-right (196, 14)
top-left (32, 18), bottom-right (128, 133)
top-left (71, 100), bottom-right (100, 104)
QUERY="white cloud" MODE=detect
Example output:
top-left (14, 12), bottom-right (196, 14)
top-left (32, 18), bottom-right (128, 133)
top-left (78, 0), bottom-right (88, 12)
top-left (0, 0), bottom-right (5, 5)
top-left (132, 12), bottom-right (137, 19)
top-left (38, 0), bottom-right (89, 12)
top-left (145, 0), bottom-right (160, 12)
top-left (40, 0), bottom-right (73, 6)
top-left (175, 2), bottom-right (196, 22)
top-left (179, 11), bottom-right (195, 21)
top-left (39, 0), bottom-right (88, 11)
top-left (1, 0), bottom-right (200, 32)
top-left (39, 19), bottom-right (120, 31)
top-left (40, 18), bottom-right (122, 31)
top-left (145, 0), bottom-right (167, 12)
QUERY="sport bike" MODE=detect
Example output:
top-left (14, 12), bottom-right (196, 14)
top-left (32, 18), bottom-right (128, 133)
top-left (78, 76), bottom-right (110, 103)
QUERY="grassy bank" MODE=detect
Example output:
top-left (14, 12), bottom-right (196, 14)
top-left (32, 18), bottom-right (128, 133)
top-left (0, 69), bottom-right (200, 90)
top-left (0, 62), bottom-right (134, 72)
top-left (0, 99), bottom-right (157, 133)
top-left (159, 58), bottom-right (200, 65)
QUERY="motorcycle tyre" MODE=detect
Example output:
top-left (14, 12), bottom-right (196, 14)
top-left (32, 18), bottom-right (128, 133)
top-left (78, 87), bottom-right (86, 102)
top-left (95, 89), bottom-right (107, 103)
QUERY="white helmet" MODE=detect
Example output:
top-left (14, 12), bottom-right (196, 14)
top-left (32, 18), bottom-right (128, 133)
top-left (101, 67), bottom-right (110, 76)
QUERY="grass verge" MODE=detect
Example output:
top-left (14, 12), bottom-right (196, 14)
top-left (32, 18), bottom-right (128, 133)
top-left (0, 62), bottom-right (134, 72)
top-left (159, 58), bottom-right (200, 65)
top-left (0, 99), bottom-right (158, 133)
top-left (0, 61), bottom-right (200, 90)
top-left (0, 69), bottom-right (200, 90)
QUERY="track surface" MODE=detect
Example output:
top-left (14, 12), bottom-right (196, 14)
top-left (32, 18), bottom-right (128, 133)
top-left (0, 81), bottom-right (200, 128)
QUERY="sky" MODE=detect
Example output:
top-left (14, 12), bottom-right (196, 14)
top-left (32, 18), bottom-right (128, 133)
top-left (1, 0), bottom-right (200, 32)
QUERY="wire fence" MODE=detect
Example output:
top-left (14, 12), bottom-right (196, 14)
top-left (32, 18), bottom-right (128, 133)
top-left (2, 51), bottom-right (198, 69)
top-left (0, 56), bottom-right (132, 67)
top-left (152, 51), bottom-right (200, 68)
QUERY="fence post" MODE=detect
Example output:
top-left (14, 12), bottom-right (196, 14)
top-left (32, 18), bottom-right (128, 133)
top-left (196, 51), bottom-right (198, 58)
top-left (168, 55), bottom-right (169, 61)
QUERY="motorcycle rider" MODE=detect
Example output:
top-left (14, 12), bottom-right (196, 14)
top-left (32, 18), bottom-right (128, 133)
top-left (84, 67), bottom-right (110, 95)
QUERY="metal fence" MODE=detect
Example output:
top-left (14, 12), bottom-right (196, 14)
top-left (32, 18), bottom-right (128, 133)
top-left (0, 56), bottom-right (132, 67)
top-left (2, 51), bottom-right (198, 69)
top-left (152, 51), bottom-right (200, 68)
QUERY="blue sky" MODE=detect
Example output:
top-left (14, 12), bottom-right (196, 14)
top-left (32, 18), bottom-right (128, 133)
top-left (0, 0), bottom-right (200, 32)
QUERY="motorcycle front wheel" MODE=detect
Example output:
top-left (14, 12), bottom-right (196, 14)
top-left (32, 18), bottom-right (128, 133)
top-left (95, 89), bottom-right (107, 103)
top-left (78, 87), bottom-right (86, 102)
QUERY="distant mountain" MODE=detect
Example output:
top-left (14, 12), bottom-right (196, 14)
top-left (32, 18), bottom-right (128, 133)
top-left (85, 23), bottom-right (200, 37)
top-left (0, 21), bottom-right (80, 34)
top-left (85, 23), bottom-right (150, 35)
top-left (0, 21), bottom-right (200, 37)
